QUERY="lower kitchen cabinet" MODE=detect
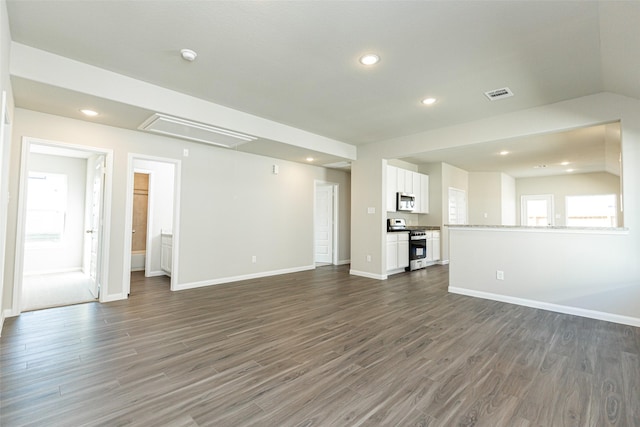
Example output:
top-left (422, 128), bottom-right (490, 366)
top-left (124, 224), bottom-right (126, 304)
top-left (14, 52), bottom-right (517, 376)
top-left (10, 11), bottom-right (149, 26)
top-left (426, 231), bottom-right (441, 262)
top-left (386, 232), bottom-right (409, 274)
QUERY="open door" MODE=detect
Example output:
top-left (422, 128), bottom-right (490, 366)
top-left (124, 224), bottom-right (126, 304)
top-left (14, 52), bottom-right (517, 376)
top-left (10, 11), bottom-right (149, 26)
top-left (84, 154), bottom-right (105, 298)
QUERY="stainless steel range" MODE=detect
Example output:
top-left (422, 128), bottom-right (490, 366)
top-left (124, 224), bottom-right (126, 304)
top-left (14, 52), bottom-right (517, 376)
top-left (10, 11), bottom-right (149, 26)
top-left (387, 219), bottom-right (428, 271)
top-left (407, 229), bottom-right (428, 271)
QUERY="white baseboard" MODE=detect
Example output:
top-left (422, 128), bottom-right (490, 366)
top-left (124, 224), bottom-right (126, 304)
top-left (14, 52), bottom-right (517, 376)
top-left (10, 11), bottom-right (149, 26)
top-left (145, 270), bottom-right (167, 277)
top-left (130, 267), bottom-right (145, 272)
top-left (100, 292), bottom-right (127, 303)
top-left (175, 264), bottom-right (316, 291)
top-left (448, 286), bottom-right (640, 327)
top-left (337, 259), bottom-right (351, 266)
top-left (349, 269), bottom-right (387, 280)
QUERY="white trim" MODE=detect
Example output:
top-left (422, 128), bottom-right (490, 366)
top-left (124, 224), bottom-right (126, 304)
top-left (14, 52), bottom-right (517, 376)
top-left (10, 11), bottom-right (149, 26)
top-left (337, 259), bottom-right (351, 266)
top-left (145, 270), bottom-right (167, 277)
top-left (448, 286), bottom-right (640, 327)
top-left (124, 154), bottom-right (181, 295)
top-left (100, 292), bottom-right (127, 303)
top-left (12, 137), bottom-right (113, 314)
top-left (175, 265), bottom-right (315, 291)
top-left (349, 269), bottom-right (387, 280)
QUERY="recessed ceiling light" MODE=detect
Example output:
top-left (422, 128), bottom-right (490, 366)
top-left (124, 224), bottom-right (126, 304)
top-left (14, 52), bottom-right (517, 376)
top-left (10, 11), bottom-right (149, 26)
top-left (359, 53), bottom-right (380, 66)
top-left (421, 97), bottom-right (437, 105)
top-left (306, 157), bottom-right (314, 162)
top-left (499, 150), bottom-right (509, 156)
top-left (80, 109), bottom-right (98, 117)
top-left (566, 168), bottom-right (575, 172)
top-left (560, 161), bottom-right (570, 166)
top-left (180, 48), bottom-right (197, 62)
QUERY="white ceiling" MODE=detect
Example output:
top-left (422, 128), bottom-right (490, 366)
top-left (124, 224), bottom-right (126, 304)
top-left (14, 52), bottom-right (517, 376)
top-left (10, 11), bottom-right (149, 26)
top-left (6, 1), bottom-right (639, 174)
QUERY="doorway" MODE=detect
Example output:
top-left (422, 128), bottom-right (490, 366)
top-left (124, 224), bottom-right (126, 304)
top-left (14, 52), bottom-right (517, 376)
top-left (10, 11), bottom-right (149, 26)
top-left (314, 181), bottom-right (339, 265)
top-left (521, 194), bottom-right (554, 226)
top-left (123, 154), bottom-right (180, 295)
top-left (14, 138), bottom-right (112, 313)
top-left (131, 172), bottom-right (150, 272)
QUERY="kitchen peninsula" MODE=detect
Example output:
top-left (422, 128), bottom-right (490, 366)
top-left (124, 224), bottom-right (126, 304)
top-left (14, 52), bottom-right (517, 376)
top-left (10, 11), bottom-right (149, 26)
top-left (447, 224), bottom-right (637, 327)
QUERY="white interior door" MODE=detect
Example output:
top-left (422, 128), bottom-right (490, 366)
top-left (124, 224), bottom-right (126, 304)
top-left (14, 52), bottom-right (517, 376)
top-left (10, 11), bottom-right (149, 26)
top-left (314, 184), bottom-right (333, 264)
top-left (521, 194), bottom-right (554, 226)
top-left (85, 154), bottom-right (105, 297)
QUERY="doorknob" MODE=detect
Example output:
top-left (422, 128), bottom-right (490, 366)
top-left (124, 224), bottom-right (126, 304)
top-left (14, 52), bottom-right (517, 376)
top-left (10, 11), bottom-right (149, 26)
top-left (86, 230), bottom-right (94, 234)
top-left (132, 229), bottom-right (136, 233)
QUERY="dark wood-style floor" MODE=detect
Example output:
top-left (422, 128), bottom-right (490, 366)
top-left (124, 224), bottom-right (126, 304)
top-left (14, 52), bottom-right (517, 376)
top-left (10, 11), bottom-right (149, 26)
top-left (1, 265), bottom-right (639, 426)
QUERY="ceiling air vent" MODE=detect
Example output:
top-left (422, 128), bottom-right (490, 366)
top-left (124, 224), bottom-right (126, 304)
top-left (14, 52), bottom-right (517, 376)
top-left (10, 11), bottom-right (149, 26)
top-left (484, 87), bottom-right (514, 101)
top-left (139, 113), bottom-right (257, 148)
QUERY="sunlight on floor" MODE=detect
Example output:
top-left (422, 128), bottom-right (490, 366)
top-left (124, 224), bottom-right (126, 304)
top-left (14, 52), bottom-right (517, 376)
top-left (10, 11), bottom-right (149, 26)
top-left (22, 271), bottom-right (97, 311)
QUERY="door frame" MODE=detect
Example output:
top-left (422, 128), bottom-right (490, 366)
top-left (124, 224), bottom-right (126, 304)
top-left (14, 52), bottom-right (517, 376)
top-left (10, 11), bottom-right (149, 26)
top-left (521, 194), bottom-right (555, 226)
top-left (12, 137), bottom-right (113, 314)
top-left (123, 153), bottom-right (181, 294)
top-left (313, 180), bottom-right (339, 265)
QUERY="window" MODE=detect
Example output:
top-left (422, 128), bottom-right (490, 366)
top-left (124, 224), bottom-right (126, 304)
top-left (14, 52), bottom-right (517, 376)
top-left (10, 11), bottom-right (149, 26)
top-left (448, 187), bottom-right (467, 225)
top-left (566, 194), bottom-right (617, 227)
top-left (25, 172), bottom-right (67, 244)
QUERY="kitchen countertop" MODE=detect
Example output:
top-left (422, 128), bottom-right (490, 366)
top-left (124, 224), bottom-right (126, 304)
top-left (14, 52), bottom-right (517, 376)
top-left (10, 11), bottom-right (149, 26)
top-left (387, 226), bottom-right (441, 232)
top-left (445, 224), bottom-right (628, 234)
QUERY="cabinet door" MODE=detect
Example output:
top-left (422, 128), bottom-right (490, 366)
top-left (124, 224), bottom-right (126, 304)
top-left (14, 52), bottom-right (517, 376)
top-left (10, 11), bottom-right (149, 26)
top-left (396, 168), bottom-right (406, 193)
top-left (432, 231), bottom-right (441, 261)
top-left (386, 235), bottom-right (398, 270)
top-left (404, 170), bottom-right (414, 194)
top-left (420, 174), bottom-right (429, 213)
top-left (412, 173), bottom-right (421, 210)
top-left (398, 234), bottom-right (409, 268)
top-left (386, 165), bottom-right (397, 212)
top-left (425, 232), bottom-right (433, 262)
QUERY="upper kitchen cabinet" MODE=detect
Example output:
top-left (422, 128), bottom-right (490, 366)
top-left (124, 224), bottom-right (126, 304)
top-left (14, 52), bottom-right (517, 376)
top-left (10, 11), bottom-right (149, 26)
top-left (386, 165), bottom-right (429, 214)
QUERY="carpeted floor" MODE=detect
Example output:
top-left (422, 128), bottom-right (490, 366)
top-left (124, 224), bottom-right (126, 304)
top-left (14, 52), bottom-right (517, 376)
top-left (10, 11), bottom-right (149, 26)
top-left (22, 271), bottom-right (97, 311)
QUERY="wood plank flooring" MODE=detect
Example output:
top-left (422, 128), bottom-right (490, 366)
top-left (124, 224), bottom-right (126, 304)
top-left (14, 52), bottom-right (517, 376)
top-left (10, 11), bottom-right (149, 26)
top-left (1, 265), bottom-right (639, 426)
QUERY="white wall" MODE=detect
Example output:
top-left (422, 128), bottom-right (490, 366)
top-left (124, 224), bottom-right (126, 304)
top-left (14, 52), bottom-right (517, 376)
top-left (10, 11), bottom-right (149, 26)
top-left (501, 173), bottom-right (516, 225)
top-left (468, 172), bottom-right (502, 225)
top-left (468, 172), bottom-right (516, 226)
top-left (516, 171), bottom-right (621, 226)
top-left (132, 159), bottom-right (175, 276)
top-left (3, 109), bottom-right (351, 310)
top-left (23, 153), bottom-right (86, 274)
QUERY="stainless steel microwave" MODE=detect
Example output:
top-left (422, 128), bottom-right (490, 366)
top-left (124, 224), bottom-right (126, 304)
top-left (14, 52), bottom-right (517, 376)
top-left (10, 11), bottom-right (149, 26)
top-left (397, 192), bottom-right (416, 211)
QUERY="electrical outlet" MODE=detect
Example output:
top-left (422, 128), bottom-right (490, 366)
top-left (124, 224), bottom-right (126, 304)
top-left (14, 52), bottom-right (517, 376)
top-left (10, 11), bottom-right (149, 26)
top-left (496, 270), bottom-right (504, 280)
top-left (183, 148), bottom-right (189, 157)
top-left (252, 255), bottom-right (257, 263)
top-left (366, 254), bottom-right (372, 262)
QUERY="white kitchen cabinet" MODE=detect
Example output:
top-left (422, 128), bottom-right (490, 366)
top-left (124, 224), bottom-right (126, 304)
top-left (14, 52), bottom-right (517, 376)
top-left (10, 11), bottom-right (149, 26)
top-left (161, 233), bottom-right (172, 276)
top-left (432, 230), bottom-right (440, 261)
top-left (419, 174), bottom-right (429, 214)
top-left (386, 232), bottom-right (409, 273)
top-left (386, 165), bottom-right (429, 213)
top-left (386, 165), bottom-right (398, 212)
top-left (426, 231), bottom-right (440, 262)
top-left (386, 166), bottom-right (429, 214)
